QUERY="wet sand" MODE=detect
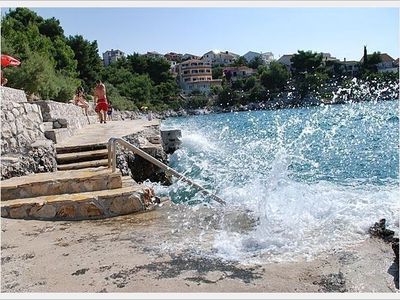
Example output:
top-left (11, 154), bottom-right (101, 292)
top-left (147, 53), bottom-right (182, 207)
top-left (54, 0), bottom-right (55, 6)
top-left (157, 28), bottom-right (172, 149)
top-left (1, 201), bottom-right (398, 293)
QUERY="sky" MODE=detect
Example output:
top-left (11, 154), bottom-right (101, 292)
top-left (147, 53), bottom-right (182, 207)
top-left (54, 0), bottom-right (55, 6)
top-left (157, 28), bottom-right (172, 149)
top-left (2, 7), bottom-right (399, 61)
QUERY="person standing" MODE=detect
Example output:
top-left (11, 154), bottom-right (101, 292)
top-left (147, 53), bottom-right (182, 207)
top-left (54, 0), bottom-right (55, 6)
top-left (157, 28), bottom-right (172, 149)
top-left (107, 101), bottom-right (113, 121)
top-left (94, 80), bottom-right (108, 124)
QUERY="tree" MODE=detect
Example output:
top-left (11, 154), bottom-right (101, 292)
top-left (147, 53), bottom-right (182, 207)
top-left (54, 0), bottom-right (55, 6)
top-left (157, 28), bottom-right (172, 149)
top-left (67, 35), bottom-right (103, 91)
top-left (1, 8), bottom-right (79, 101)
top-left (39, 17), bottom-right (64, 39)
top-left (260, 62), bottom-right (290, 93)
top-left (212, 66), bottom-right (223, 79)
top-left (291, 50), bottom-right (323, 74)
top-left (216, 86), bottom-right (239, 107)
top-left (243, 76), bottom-right (256, 91)
top-left (361, 51), bottom-right (382, 74)
top-left (232, 56), bottom-right (247, 67)
top-left (247, 56), bottom-right (264, 69)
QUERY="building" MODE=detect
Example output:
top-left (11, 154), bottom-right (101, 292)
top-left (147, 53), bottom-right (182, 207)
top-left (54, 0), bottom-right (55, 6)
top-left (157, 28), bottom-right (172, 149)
top-left (360, 53), bottom-right (398, 73)
top-left (201, 50), bottom-right (240, 66)
top-left (164, 52), bottom-right (183, 62)
top-left (243, 51), bottom-right (274, 65)
top-left (177, 59), bottom-right (222, 94)
top-left (182, 53), bottom-right (201, 61)
top-left (321, 53), bottom-right (339, 65)
top-left (376, 53), bottom-right (397, 73)
top-left (222, 66), bottom-right (257, 81)
top-left (145, 51), bottom-right (165, 59)
top-left (277, 54), bottom-right (294, 71)
top-left (102, 49), bottom-right (125, 66)
top-left (338, 59), bottom-right (360, 77)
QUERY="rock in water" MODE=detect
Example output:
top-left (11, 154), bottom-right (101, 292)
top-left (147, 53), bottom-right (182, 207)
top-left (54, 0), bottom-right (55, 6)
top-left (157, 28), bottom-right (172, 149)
top-left (368, 218), bottom-right (395, 241)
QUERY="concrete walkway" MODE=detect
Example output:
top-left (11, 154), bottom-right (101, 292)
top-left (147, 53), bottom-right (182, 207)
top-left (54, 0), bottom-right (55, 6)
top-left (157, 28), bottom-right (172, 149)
top-left (57, 118), bottom-right (160, 147)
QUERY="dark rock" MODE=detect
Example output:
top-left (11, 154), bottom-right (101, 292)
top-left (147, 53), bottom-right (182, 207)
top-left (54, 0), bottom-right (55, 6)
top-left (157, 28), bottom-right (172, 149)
top-left (392, 238), bottom-right (399, 265)
top-left (368, 218), bottom-right (395, 241)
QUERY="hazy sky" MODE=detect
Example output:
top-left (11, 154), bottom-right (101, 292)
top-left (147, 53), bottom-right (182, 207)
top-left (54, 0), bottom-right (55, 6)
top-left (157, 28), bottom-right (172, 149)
top-left (3, 7), bottom-right (399, 61)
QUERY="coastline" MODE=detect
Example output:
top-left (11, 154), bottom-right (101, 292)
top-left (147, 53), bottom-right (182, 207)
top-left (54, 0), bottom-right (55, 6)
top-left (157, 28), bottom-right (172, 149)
top-left (1, 202), bottom-right (397, 293)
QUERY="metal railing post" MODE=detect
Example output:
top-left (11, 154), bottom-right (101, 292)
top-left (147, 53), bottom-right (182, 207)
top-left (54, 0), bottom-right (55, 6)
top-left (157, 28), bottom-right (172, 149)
top-left (112, 139), bottom-right (117, 173)
top-left (107, 139), bottom-right (112, 168)
top-left (106, 137), bottom-right (226, 205)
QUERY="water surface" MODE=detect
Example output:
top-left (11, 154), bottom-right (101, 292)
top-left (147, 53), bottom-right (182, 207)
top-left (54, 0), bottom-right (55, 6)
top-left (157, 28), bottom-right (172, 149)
top-left (159, 100), bottom-right (399, 262)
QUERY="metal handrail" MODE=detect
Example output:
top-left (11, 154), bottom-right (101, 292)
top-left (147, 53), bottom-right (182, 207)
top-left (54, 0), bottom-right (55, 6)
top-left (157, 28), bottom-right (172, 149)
top-left (107, 137), bottom-right (226, 205)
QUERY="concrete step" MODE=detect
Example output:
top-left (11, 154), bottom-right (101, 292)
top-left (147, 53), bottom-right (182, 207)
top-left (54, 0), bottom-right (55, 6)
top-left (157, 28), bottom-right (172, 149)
top-left (1, 184), bottom-right (149, 221)
top-left (57, 159), bottom-right (109, 171)
top-left (1, 167), bottom-right (121, 201)
top-left (45, 128), bottom-right (71, 144)
top-left (42, 121), bottom-right (54, 131)
top-left (57, 149), bottom-right (108, 164)
top-left (56, 143), bottom-right (107, 154)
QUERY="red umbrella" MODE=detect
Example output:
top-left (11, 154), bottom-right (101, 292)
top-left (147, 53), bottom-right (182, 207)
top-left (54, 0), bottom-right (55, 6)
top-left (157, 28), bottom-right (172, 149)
top-left (1, 54), bottom-right (21, 68)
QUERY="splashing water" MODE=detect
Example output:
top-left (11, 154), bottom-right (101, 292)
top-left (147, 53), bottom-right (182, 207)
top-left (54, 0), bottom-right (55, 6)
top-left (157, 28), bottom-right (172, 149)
top-left (159, 100), bottom-right (399, 263)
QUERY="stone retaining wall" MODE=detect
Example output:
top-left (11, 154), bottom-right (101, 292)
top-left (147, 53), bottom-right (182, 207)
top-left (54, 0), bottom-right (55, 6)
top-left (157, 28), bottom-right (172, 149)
top-left (117, 125), bottom-right (170, 184)
top-left (35, 100), bottom-right (95, 134)
top-left (1, 87), bottom-right (57, 179)
top-left (0, 188), bottom-right (148, 221)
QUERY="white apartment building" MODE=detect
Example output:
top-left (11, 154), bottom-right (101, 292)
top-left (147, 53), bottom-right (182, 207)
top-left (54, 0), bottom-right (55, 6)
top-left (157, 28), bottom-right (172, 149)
top-left (243, 51), bottom-right (274, 65)
top-left (202, 50), bottom-right (240, 66)
top-left (102, 49), bottom-right (125, 66)
top-left (177, 59), bottom-right (222, 94)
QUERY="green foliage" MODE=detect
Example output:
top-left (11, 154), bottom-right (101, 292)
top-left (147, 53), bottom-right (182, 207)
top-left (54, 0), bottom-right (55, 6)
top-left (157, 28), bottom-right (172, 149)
top-left (294, 72), bottom-right (329, 98)
top-left (183, 94), bottom-right (209, 109)
top-left (260, 62), bottom-right (289, 92)
top-left (125, 53), bottom-right (172, 85)
top-left (232, 56), bottom-right (247, 67)
top-left (247, 56), bottom-right (264, 69)
top-left (4, 51), bottom-right (79, 101)
top-left (67, 35), bottom-right (103, 91)
top-left (38, 17), bottom-right (64, 39)
top-left (361, 52), bottom-right (382, 74)
top-left (291, 50), bottom-right (323, 74)
top-left (231, 79), bottom-right (244, 90)
top-left (100, 53), bottom-right (179, 111)
top-left (248, 83), bottom-right (267, 102)
top-left (212, 66), bottom-right (223, 79)
top-left (243, 76), bottom-right (256, 91)
top-left (104, 83), bottom-right (137, 111)
top-left (216, 86), bottom-right (239, 108)
top-left (1, 8), bottom-right (79, 101)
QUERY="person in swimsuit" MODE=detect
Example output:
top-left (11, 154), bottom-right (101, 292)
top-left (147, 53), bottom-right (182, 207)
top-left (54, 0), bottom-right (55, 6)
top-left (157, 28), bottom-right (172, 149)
top-left (94, 80), bottom-right (108, 124)
top-left (73, 87), bottom-right (90, 118)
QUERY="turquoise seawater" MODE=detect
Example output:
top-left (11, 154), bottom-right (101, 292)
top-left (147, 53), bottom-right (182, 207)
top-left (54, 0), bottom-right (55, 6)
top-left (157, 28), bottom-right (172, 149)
top-left (160, 100), bottom-right (399, 261)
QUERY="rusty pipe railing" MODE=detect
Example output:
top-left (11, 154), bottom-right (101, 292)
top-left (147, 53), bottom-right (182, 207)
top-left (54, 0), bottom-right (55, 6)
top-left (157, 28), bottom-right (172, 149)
top-left (107, 137), bottom-right (226, 205)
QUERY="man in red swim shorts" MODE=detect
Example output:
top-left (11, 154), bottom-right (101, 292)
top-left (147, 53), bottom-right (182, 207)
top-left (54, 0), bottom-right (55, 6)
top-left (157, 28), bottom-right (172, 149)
top-left (94, 80), bottom-right (109, 124)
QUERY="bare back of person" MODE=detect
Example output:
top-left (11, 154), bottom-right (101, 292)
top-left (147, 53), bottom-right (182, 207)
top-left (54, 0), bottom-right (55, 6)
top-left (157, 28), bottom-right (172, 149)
top-left (94, 81), bottom-right (108, 123)
top-left (95, 84), bottom-right (106, 101)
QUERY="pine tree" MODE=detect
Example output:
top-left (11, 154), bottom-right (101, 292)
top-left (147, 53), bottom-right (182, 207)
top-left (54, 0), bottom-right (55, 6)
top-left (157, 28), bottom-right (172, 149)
top-left (363, 46), bottom-right (368, 65)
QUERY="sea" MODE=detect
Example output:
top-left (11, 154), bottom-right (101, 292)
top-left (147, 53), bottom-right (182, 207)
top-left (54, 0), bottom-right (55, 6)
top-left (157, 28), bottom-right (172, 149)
top-left (158, 100), bottom-right (399, 263)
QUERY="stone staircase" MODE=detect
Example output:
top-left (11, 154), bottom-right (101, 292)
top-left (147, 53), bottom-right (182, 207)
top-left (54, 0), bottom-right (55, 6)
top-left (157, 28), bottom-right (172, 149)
top-left (56, 143), bottom-right (109, 171)
top-left (1, 167), bottom-right (155, 221)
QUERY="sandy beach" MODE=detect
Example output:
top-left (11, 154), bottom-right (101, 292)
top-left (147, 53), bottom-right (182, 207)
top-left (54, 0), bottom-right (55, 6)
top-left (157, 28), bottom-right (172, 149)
top-left (1, 201), bottom-right (397, 293)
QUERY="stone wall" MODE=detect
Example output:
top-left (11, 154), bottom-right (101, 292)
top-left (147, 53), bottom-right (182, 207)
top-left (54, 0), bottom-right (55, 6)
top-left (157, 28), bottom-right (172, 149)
top-left (1, 87), bottom-right (57, 179)
top-left (35, 100), bottom-right (95, 134)
top-left (116, 125), bottom-right (170, 184)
